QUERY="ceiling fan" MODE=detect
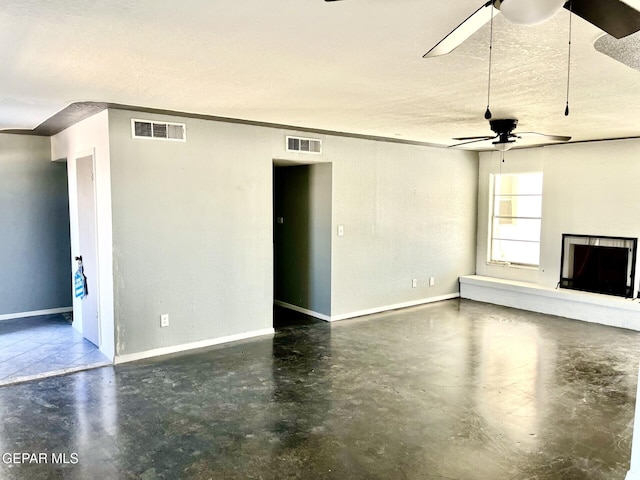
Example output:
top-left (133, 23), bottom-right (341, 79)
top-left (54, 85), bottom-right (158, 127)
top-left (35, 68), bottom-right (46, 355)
top-left (324, 0), bottom-right (640, 57)
top-left (423, 0), bottom-right (640, 58)
top-left (450, 118), bottom-right (571, 150)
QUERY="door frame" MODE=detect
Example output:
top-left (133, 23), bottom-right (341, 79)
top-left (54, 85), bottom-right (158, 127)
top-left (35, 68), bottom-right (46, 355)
top-left (74, 148), bottom-right (102, 346)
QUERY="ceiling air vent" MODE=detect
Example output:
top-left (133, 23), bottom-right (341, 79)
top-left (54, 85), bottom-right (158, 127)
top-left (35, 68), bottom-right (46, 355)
top-left (286, 136), bottom-right (322, 154)
top-left (132, 119), bottom-right (186, 141)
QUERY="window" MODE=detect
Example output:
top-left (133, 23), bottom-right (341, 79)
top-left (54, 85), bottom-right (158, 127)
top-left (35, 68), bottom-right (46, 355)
top-left (490, 172), bottom-right (543, 266)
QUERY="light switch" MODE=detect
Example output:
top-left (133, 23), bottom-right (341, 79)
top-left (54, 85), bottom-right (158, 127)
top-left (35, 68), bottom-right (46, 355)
top-left (338, 225), bottom-right (344, 236)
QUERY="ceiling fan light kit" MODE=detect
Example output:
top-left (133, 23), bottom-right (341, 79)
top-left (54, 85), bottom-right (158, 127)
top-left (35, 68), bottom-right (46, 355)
top-left (494, 141), bottom-right (515, 151)
top-left (422, 0), bottom-right (640, 58)
top-left (495, 0), bottom-right (566, 26)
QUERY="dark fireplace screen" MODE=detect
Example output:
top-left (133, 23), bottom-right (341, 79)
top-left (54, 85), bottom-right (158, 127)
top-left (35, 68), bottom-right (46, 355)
top-left (560, 234), bottom-right (637, 298)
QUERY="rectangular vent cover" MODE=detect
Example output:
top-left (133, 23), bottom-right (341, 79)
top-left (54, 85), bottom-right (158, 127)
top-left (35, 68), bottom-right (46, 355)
top-left (132, 119), bottom-right (186, 141)
top-left (286, 136), bottom-right (322, 154)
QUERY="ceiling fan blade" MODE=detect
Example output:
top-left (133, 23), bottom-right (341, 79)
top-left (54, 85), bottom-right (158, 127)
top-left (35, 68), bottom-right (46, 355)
top-left (424, 1), bottom-right (499, 58)
top-left (449, 135), bottom-right (498, 148)
top-left (452, 135), bottom-right (496, 141)
top-left (518, 132), bottom-right (572, 142)
top-left (566, 0), bottom-right (640, 39)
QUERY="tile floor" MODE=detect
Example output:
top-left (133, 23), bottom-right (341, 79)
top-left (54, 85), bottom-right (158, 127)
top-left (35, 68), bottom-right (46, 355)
top-left (0, 313), bottom-right (110, 386)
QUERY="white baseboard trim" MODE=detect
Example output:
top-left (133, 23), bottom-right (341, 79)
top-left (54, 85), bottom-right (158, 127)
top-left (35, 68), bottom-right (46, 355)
top-left (330, 293), bottom-right (460, 322)
top-left (0, 306), bottom-right (73, 322)
top-left (274, 301), bottom-right (331, 322)
top-left (114, 328), bottom-right (275, 365)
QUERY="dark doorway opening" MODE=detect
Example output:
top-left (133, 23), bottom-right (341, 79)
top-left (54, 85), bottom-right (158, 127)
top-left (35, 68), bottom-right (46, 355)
top-left (272, 162), bottom-right (332, 325)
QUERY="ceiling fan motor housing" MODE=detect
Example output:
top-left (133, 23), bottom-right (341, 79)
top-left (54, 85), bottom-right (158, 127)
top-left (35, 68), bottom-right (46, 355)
top-left (489, 118), bottom-right (518, 135)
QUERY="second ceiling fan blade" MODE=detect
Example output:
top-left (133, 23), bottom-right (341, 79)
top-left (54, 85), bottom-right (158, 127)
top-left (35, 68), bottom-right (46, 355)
top-left (566, 0), bottom-right (640, 39)
top-left (452, 135), bottom-right (496, 140)
top-left (518, 132), bottom-right (571, 141)
top-left (449, 135), bottom-right (498, 147)
top-left (424, 1), bottom-right (499, 58)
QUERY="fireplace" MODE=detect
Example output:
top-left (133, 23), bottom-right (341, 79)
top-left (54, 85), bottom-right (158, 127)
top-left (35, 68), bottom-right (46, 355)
top-left (559, 234), bottom-right (637, 298)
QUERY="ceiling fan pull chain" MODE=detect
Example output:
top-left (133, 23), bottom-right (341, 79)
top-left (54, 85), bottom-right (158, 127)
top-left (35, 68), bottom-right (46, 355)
top-left (565, 0), bottom-right (573, 116)
top-left (485, 3), bottom-right (494, 120)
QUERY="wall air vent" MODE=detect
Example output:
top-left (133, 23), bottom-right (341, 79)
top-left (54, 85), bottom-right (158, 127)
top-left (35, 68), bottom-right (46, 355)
top-left (286, 136), bottom-right (322, 154)
top-left (132, 119), bottom-right (186, 141)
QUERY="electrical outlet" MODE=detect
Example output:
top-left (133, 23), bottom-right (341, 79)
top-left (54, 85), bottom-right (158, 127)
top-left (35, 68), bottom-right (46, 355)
top-left (429, 277), bottom-right (435, 286)
top-left (412, 278), bottom-right (418, 288)
top-left (160, 314), bottom-right (169, 328)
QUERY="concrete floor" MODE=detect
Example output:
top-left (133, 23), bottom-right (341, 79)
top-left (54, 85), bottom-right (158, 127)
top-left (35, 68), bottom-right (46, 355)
top-left (0, 299), bottom-right (639, 479)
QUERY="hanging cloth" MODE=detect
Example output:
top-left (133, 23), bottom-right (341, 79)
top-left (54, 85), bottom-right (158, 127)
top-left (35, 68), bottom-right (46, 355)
top-left (74, 260), bottom-right (88, 299)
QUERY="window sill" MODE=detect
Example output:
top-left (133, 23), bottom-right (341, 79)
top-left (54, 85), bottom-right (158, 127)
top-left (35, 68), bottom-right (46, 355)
top-left (485, 261), bottom-right (539, 271)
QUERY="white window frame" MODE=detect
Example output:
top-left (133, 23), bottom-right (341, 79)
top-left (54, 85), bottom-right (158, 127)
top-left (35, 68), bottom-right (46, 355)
top-left (488, 172), bottom-right (543, 268)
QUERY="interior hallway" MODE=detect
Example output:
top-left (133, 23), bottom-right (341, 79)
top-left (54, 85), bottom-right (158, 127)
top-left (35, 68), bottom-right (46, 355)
top-left (0, 314), bottom-right (109, 386)
top-left (0, 299), bottom-right (639, 479)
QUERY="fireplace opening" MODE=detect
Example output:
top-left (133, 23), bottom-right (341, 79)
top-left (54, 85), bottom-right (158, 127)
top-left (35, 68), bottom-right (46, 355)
top-left (560, 234), bottom-right (637, 298)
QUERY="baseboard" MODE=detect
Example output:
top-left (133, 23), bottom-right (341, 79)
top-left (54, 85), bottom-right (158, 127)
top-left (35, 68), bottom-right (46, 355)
top-left (330, 293), bottom-right (460, 321)
top-left (274, 301), bottom-right (331, 321)
top-left (114, 328), bottom-right (275, 364)
top-left (0, 306), bottom-right (73, 322)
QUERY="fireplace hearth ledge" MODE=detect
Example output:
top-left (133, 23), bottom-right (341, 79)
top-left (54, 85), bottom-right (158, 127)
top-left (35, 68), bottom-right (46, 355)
top-left (460, 275), bottom-right (640, 331)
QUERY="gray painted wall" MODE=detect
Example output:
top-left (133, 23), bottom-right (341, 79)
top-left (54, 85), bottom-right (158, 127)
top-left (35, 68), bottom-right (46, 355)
top-left (274, 164), bottom-right (332, 315)
top-left (0, 133), bottom-right (72, 315)
top-left (330, 137), bottom-right (479, 316)
top-left (108, 108), bottom-right (478, 356)
top-left (108, 111), bottom-right (274, 356)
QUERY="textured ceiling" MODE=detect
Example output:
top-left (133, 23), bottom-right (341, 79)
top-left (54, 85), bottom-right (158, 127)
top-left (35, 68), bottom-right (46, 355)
top-left (1, 0), bottom-right (639, 150)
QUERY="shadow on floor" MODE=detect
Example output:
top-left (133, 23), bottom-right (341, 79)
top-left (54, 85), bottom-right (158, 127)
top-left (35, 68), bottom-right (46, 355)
top-left (273, 304), bottom-right (326, 329)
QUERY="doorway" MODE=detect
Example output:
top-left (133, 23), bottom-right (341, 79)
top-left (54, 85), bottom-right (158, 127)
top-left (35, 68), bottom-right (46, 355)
top-left (0, 151), bottom-right (109, 386)
top-left (75, 154), bottom-right (100, 346)
top-left (273, 162), bottom-right (332, 326)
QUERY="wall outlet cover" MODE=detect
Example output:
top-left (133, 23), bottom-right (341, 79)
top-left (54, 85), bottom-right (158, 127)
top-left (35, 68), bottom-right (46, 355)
top-left (160, 314), bottom-right (169, 327)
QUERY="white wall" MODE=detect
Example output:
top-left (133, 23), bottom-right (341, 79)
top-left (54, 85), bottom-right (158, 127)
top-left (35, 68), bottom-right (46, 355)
top-left (476, 139), bottom-right (640, 294)
top-left (51, 110), bottom-right (115, 361)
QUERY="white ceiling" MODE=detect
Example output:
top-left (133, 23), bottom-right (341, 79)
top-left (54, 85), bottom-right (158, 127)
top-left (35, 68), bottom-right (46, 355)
top-left (2, 0), bottom-right (640, 149)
